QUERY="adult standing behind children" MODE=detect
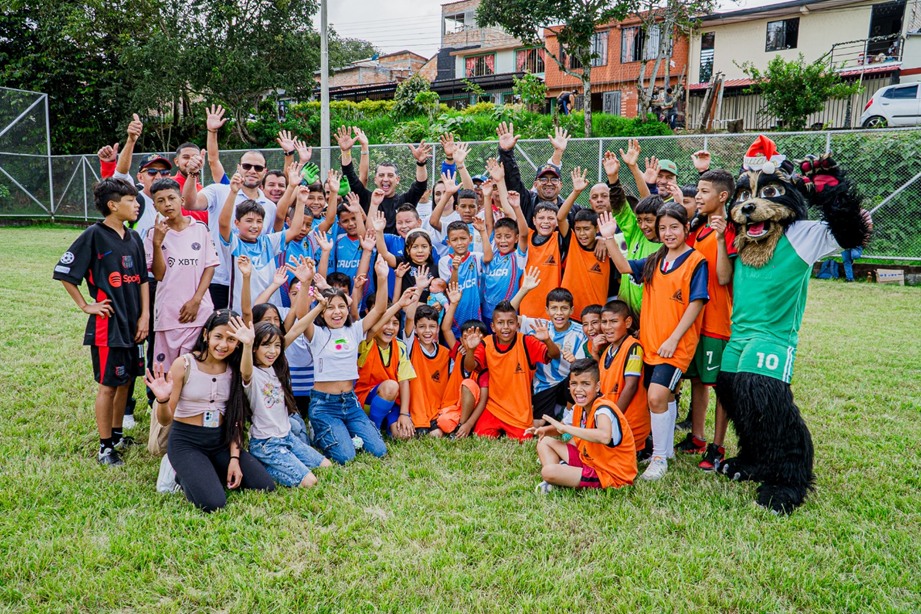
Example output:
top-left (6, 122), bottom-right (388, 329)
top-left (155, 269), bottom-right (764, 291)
top-left (53, 178), bottom-right (149, 466)
top-left (182, 148), bottom-right (277, 310)
top-left (335, 125), bottom-right (430, 235)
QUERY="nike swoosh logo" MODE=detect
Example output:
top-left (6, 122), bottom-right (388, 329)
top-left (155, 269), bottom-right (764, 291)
top-left (98, 251), bottom-right (112, 259)
top-left (706, 365), bottom-right (720, 371)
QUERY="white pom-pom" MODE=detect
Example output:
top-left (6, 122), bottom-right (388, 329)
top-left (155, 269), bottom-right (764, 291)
top-left (762, 161), bottom-right (775, 175)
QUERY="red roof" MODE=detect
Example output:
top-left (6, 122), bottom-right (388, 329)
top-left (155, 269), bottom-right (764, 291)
top-left (689, 63), bottom-right (900, 91)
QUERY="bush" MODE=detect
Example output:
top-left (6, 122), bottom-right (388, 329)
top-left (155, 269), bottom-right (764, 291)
top-left (393, 74), bottom-right (433, 117)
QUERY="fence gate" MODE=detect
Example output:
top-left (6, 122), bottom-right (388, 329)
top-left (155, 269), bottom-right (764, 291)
top-left (0, 87), bottom-right (53, 217)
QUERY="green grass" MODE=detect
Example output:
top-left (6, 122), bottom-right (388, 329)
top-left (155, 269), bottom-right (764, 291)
top-left (2, 226), bottom-right (920, 613)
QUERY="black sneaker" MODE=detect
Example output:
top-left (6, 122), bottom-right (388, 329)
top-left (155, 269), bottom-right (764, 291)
top-left (675, 433), bottom-right (707, 454)
top-left (636, 435), bottom-right (654, 463)
top-left (698, 443), bottom-right (725, 471)
top-left (97, 447), bottom-right (125, 466)
top-left (114, 436), bottom-right (137, 451)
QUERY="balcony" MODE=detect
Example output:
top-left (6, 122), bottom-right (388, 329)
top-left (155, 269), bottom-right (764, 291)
top-left (828, 34), bottom-right (903, 72)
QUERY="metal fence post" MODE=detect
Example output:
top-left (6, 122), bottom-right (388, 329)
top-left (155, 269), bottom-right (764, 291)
top-left (703, 135), bottom-right (709, 151)
top-left (597, 139), bottom-right (604, 182)
top-left (825, 132), bottom-right (832, 154)
top-left (83, 156), bottom-right (88, 221)
top-left (44, 94), bottom-right (54, 220)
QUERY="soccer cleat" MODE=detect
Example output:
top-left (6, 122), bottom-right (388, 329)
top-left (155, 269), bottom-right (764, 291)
top-left (675, 433), bottom-right (707, 454)
top-left (122, 414), bottom-right (137, 430)
top-left (675, 409), bottom-right (693, 431)
top-left (114, 436), bottom-right (137, 451)
top-left (639, 456), bottom-right (668, 481)
top-left (698, 444), bottom-right (725, 471)
top-left (535, 481), bottom-right (555, 494)
top-left (97, 448), bottom-right (124, 467)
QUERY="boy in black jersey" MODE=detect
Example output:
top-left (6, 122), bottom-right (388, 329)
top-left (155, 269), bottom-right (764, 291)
top-left (53, 178), bottom-right (150, 466)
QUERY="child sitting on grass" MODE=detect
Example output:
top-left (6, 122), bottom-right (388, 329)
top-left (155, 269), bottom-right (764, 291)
top-left (527, 358), bottom-right (637, 493)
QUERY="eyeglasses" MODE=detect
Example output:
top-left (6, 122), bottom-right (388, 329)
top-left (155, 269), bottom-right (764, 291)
top-left (241, 163), bottom-right (266, 172)
top-left (537, 177), bottom-right (561, 184)
top-left (145, 169), bottom-right (171, 177)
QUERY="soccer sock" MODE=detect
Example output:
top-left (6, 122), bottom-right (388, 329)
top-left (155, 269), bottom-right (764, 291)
top-left (650, 412), bottom-right (672, 460)
top-left (665, 400), bottom-right (678, 455)
top-left (368, 395), bottom-right (395, 430)
top-left (99, 437), bottom-right (114, 453)
top-left (111, 428), bottom-right (123, 446)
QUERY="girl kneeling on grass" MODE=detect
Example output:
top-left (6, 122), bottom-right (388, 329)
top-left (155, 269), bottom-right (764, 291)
top-left (231, 318), bottom-right (333, 489)
top-left (599, 206), bottom-right (709, 482)
top-left (301, 256), bottom-right (396, 464)
top-left (145, 309), bottom-right (275, 513)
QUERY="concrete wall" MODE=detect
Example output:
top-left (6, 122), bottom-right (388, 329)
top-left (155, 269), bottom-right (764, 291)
top-left (689, 1), bottom-right (880, 83)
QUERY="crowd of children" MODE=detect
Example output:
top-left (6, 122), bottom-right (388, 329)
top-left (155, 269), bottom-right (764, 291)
top-left (55, 115), bottom-right (742, 512)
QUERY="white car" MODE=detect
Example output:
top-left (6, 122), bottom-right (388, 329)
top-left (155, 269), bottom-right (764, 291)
top-left (860, 83), bottom-right (921, 128)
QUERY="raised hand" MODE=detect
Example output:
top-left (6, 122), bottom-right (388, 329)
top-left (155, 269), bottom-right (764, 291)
top-left (440, 133), bottom-right (456, 158)
top-left (597, 212), bottom-right (619, 240)
top-left (84, 299), bottom-right (114, 319)
top-left (206, 104), bottom-right (228, 132)
top-left (395, 262), bottom-right (411, 278)
top-left (571, 167), bottom-right (589, 192)
top-left (531, 319), bottom-right (551, 342)
top-left (480, 180), bottom-right (493, 198)
top-left (409, 140), bottom-right (432, 164)
top-left (229, 172), bottom-right (244, 193)
top-left (603, 150), bottom-right (621, 180)
top-left (313, 230), bottom-right (332, 253)
top-left (292, 255), bottom-right (316, 284)
top-left (294, 137), bottom-right (312, 162)
top-left (486, 158), bottom-right (505, 181)
top-left (549, 126), bottom-right (570, 152)
top-left (521, 265), bottom-right (541, 291)
top-left (351, 274), bottom-right (366, 293)
top-left (97, 143), bottom-right (119, 162)
top-left (370, 188), bottom-right (386, 208)
top-left (354, 127), bottom-right (369, 149)
top-left (691, 150), bottom-right (711, 173)
top-left (374, 254), bottom-right (389, 278)
top-left (440, 171), bottom-right (460, 194)
top-left (286, 161), bottom-right (305, 187)
top-left (462, 327), bottom-right (483, 351)
top-left (619, 138), bottom-right (640, 167)
top-left (301, 162), bottom-right (320, 186)
top-left (360, 229), bottom-right (376, 251)
top-left (371, 210), bottom-right (387, 232)
top-left (496, 121), bottom-right (520, 151)
top-left (471, 217), bottom-right (486, 233)
top-left (272, 266), bottom-right (289, 288)
top-left (398, 286), bottom-right (420, 307)
top-left (453, 141), bottom-right (470, 165)
top-left (185, 153), bottom-right (204, 175)
top-left (711, 215), bottom-right (727, 238)
top-left (507, 190), bottom-right (521, 210)
top-left (276, 130), bottom-right (296, 153)
top-left (415, 265), bottom-right (432, 289)
top-left (446, 281), bottom-right (462, 303)
top-left (344, 192), bottom-right (363, 215)
top-left (126, 113), bottom-right (143, 141)
top-left (152, 219), bottom-right (169, 247)
top-left (144, 363), bottom-right (173, 402)
top-left (326, 169), bottom-right (342, 195)
top-left (665, 182), bottom-right (683, 204)
top-left (642, 157), bottom-right (660, 184)
top-left (237, 255), bottom-right (252, 278)
top-left (313, 273), bottom-right (329, 291)
top-left (226, 316), bottom-right (255, 346)
top-left (335, 125), bottom-right (357, 152)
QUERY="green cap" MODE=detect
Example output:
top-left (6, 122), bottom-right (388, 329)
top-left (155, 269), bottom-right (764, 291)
top-left (658, 159), bottom-right (678, 175)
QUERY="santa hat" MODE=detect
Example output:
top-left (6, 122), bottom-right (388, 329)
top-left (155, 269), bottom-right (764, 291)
top-left (743, 135), bottom-right (786, 174)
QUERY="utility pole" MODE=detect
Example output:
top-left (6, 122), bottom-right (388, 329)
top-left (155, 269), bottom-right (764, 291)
top-left (320, 0), bottom-right (330, 175)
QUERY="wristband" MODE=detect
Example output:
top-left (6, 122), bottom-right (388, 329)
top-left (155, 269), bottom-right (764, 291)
top-left (416, 160), bottom-right (427, 167)
top-left (456, 164), bottom-right (466, 170)
top-left (285, 149), bottom-right (296, 157)
top-left (400, 412), bottom-right (411, 417)
top-left (156, 397), bottom-right (170, 404)
top-left (207, 130), bottom-right (218, 134)
top-left (360, 150), bottom-right (370, 156)
top-left (230, 455), bottom-right (240, 460)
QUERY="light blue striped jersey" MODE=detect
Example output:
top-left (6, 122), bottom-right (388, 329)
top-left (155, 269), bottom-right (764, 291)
top-left (520, 317), bottom-right (586, 393)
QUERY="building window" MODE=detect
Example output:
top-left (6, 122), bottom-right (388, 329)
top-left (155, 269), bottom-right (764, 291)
top-left (621, 25), bottom-right (672, 63)
top-left (516, 48), bottom-right (546, 73)
top-left (766, 18), bottom-right (799, 51)
top-left (591, 31), bottom-right (608, 66)
top-left (700, 32), bottom-right (715, 82)
top-left (560, 46), bottom-right (584, 70)
top-left (465, 54), bottom-right (495, 77)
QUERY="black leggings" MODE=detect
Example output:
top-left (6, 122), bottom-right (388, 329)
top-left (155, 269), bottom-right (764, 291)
top-left (168, 420), bottom-right (274, 513)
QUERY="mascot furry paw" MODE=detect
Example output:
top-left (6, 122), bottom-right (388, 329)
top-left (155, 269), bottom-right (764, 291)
top-left (715, 135), bottom-right (870, 514)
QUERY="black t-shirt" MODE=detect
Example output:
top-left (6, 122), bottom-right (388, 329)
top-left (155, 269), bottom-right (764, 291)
top-left (53, 222), bottom-right (147, 348)
top-left (559, 92), bottom-right (572, 104)
top-left (341, 161), bottom-right (426, 234)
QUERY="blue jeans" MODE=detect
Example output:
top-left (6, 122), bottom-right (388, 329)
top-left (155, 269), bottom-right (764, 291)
top-left (288, 412), bottom-right (310, 446)
top-left (308, 390), bottom-right (388, 464)
top-left (841, 247), bottom-right (863, 281)
top-left (249, 431), bottom-right (327, 487)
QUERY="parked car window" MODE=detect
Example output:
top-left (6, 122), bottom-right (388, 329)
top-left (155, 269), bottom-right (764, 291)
top-left (882, 85), bottom-right (918, 100)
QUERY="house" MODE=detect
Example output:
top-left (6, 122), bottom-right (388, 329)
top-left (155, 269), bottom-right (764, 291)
top-left (430, 0), bottom-right (533, 106)
top-left (687, 0), bottom-right (911, 129)
top-left (543, 17), bottom-right (691, 118)
top-left (318, 51), bottom-right (431, 102)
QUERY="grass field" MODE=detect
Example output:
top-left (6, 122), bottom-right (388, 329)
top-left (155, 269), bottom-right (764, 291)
top-left (2, 225), bottom-right (920, 613)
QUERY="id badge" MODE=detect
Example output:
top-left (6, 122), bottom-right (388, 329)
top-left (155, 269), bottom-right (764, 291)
top-left (202, 411), bottom-right (220, 428)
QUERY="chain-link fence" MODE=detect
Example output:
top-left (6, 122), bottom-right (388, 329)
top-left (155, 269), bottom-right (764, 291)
top-left (0, 87), bottom-right (52, 218)
top-left (5, 122), bottom-right (921, 260)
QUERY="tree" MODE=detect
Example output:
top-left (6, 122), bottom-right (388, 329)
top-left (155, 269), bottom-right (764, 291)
top-left (513, 73), bottom-right (548, 112)
top-left (331, 37), bottom-right (379, 68)
top-left (739, 53), bottom-right (862, 131)
top-left (393, 74), bottom-right (433, 116)
top-left (477, 0), bottom-right (629, 137)
top-left (626, 0), bottom-right (716, 121)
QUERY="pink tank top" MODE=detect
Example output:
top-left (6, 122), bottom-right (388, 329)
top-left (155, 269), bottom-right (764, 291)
top-left (174, 354), bottom-right (232, 419)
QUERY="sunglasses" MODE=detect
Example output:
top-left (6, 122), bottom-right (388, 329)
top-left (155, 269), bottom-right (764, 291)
top-left (144, 169), bottom-right (171, 177)
top-left (241, 163), bottom-right (266, 172)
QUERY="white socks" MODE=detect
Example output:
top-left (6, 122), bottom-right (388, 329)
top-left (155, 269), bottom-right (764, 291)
top-left (651, 410), bottom-right (673, 460)
top-left (666, 400), bottom-right (678, 457)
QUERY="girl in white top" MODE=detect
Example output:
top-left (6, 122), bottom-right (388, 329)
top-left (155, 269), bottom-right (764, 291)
top-left (232, 318), bottom-right (332, 488)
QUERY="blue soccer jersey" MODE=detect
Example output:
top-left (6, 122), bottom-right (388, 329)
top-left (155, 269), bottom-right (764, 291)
top-left (438, 252), bottom-right (484, 335)
top-left (278, 233), bottom-right (320, 307)
top-left (484, 247), bottom-right (526, 316)
top-left (521, 317), bottom-right (586, 393)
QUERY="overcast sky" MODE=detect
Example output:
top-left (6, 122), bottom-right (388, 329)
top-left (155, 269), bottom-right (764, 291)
top-left (315, 0), bottom-right (785, 59)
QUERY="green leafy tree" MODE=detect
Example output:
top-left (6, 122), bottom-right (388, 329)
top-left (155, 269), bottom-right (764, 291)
top-left (477, 0), bottom-right (629, 137)
top-left (513, 73), bottom-right (548, 112)
top-left (393, 74), bottom-right (432, 116)
top-left (739, 54), bottom-right (862, 131)
top-left (415, 91), bottom-right (440, 122)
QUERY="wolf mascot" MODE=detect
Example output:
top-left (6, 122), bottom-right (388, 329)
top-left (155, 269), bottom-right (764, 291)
top-left (716, 135), bottom-right (870, 514)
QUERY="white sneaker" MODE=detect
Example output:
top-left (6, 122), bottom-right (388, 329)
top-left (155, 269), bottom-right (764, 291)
top-left (640, 456), bottom-right (668, 481)
top-left (122, 414), bottom-right (137, 430)
top-left (535, 481), bottom-right (555, 494)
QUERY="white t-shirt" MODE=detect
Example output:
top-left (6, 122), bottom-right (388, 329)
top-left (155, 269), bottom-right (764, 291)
top-left (244, 366), bottom-right (291, 440)
top-left (308, 318), bottom-right (364, 383)
top-left (425, 210), bottom-right (487, 259)
top-left (199, 183), bottom-right (277, 285)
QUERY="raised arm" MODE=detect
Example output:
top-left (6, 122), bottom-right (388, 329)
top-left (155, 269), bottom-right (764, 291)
top-left (219, 173), bottom-right (243, 243)
top-left (227, 317), bottom-right (256, 385)
top-left (355, 128), bottom-right (370, 187)
top-left (183, 153), bottom-right (210, 211)
top-left (275, 162), bottom-right (304, 232)
top-left (429, 172), bottom-right (460, 232)
top-left (316, 169), bottom-right (341, 235)
top-left (619, 139), bottom-right (650, 200)
top-left (362, 256), bottom-right (393, 333)
top-left (598, 213), bottom-right (633, 274)
top-left (313, 229), bottom-right (332, 278)
top-left (408, 140), bottom-right (432, 195)
top-left (473, 218), bottom-right (493, 264)
top-left (510, 266), bottom-right (541, 311)
top-left (370, 211), bottom-right (397, 268)
top-left (548, 127), bottom-right (570, 168)
top-left (452, 141), bottom-right (475, 191)
top-left (238, 256), bottom-right (253, 324)
top-left (441, 281), bottom-right (462, 348)
top-left (255, 266), bottom-right (289, 306)
top-left (711, 215), bottom-right (734, 286)
top-left (283, 166), bottom-right (308, 244)
top-left (558, 167), bottom-right (588, 237)
top-left (508, 190), bottom-right (529, 254)
top-left (205, 104), bottom-right (228, 183)
top-left (276, 130), bottom-right (297, 170)
top-left (531, 319), bottom-right (560, 360)
top-left (116, 113), bottom-right (142, 176)
top-left (344, 192), bottom-right (367, 239)
top-left (150, 221), bottom-right (169, 281)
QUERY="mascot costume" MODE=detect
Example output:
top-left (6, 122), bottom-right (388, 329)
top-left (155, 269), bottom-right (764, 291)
top-left (716, 135), bottom-right (870, 514)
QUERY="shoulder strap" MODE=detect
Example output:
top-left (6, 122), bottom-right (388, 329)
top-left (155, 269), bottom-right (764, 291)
top-left (182, 354), bottom-right (192, 386)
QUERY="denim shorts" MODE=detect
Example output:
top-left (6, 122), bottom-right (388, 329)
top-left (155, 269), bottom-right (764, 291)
top-left (249, 431), bottom-right (327, 487)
